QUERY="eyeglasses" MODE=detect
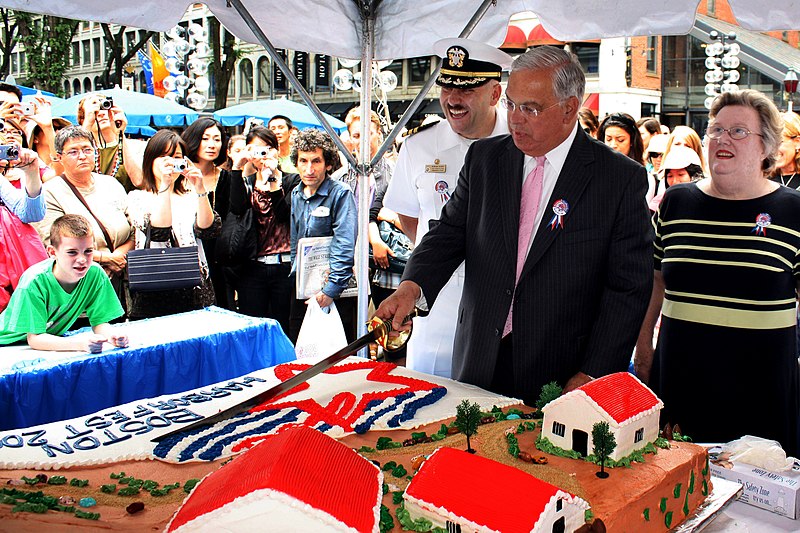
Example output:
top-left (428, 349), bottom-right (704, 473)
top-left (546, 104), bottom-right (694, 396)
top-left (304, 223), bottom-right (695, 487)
top-left (649, 152), bottom-right (663, 158)
top-left (62, 147), bottom-right (96, 158)
top-left (706, 126), bottom-right (762, 141)
top-left (500, 97), bottom-right (561, 118)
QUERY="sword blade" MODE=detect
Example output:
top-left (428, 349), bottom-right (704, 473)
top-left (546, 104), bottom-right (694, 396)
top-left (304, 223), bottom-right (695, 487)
top-left (150, 328), bottom-right (380, 443)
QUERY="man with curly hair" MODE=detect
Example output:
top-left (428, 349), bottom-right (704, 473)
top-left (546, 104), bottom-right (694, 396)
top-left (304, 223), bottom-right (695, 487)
top-left (289, 129), bottom-right (356, 341)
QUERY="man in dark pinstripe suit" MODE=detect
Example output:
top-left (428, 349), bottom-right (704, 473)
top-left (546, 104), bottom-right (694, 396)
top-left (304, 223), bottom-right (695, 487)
top-left (375, 46), bottom-right (652, 405)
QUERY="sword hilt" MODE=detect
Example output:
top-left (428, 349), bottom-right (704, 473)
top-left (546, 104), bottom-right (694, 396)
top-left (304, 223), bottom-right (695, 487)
top-left (367, 309), bottom-right (421, 352)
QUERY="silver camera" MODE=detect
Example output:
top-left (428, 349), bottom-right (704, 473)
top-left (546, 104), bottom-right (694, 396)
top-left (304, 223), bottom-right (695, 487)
top-left (99, 97), bottom-right (114, 110)
top-left (171, 158), bottom-right (187, 172)
top-left (20, 103), bottom-right (34, 116)
top-left (250, 147), bottom-right (270, 158)
top-left (0, 144), bottom-right (20, 161)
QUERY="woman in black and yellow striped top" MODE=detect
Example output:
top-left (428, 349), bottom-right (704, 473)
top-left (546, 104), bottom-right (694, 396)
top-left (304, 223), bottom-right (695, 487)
top-left (636, 90), bottom-right (800, 456)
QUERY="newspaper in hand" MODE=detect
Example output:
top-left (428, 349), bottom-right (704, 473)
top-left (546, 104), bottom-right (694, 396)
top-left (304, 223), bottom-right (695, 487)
top-left (295, 236), bottom-right (358, 300)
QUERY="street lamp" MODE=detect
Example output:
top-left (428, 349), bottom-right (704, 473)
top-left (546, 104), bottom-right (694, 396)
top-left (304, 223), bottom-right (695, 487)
top-left (704, 31), bottom-right (740, 110)
top-left (785, 68), bottom-right (798, 113)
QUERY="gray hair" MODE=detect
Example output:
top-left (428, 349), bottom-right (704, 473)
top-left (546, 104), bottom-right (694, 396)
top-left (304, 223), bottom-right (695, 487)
top-left (709, 90), bottom-right (783, 175)
top-left (55, 125), bottom-right (95, 153)
top-left (511, 46), bottom-right (586, 104)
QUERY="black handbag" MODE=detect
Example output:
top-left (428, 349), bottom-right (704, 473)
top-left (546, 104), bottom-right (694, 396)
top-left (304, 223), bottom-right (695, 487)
top-left (127, 221), bottom-right (202, 292)
top-left (217, 175), bottom-right (258, 266)
top-left (369, 220), bottom-right (413, 274)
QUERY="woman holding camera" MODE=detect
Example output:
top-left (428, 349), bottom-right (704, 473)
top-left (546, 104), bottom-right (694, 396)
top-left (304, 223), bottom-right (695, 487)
top-left (181, 117), bottom-right (231, 308)
top-left (0, 129), bottom-right (46, 311)
top-left (78, 94), bottom-right (143, 192)
top-left (126, 130), bottom-right (220, 319)
top-left (223, 126), bottom-right (299, 332)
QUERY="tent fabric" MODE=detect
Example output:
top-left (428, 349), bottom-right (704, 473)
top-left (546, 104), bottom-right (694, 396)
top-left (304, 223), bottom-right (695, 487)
top-left (51, 87), bottom-right (199, 128)
top-left (4, 0), bottom-right (800, 61)
top-left (212, 98), bottom-right (347, 132)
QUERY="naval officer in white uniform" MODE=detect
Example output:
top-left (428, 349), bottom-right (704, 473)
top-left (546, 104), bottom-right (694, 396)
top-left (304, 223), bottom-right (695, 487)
top-left (384, 38), bottom-right (511, 377)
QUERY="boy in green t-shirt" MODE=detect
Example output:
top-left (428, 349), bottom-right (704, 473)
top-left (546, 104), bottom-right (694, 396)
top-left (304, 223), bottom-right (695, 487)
top-left (0, 214), bottom-right (129, 352)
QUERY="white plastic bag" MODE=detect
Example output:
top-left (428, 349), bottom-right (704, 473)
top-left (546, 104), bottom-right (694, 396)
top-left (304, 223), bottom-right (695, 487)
top-left (294, 299), bottom-right (348, 359)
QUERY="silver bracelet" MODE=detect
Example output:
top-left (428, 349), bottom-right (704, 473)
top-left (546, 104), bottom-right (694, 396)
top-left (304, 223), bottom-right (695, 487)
top-left (197, 191), bottom-right (209, 198)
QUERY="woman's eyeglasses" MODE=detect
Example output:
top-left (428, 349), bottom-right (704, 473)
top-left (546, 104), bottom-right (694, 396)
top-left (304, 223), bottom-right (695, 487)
top-left (706, 126), bottom-right (762, 141)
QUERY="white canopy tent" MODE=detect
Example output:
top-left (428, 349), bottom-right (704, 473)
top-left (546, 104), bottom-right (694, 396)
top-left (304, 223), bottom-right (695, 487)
top-left (8, 0), bottom-right (798, 343)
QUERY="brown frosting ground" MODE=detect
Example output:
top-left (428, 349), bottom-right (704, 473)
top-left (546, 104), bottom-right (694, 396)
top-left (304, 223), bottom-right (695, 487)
top-left (0, 412), bottom-right (710, 533)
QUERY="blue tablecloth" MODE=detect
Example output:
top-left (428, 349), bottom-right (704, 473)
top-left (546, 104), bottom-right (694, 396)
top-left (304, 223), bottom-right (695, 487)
top-left (0, 306), bottom-right (296, 430)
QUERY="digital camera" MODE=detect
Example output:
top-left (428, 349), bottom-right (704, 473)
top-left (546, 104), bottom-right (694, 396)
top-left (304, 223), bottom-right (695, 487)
top-left (99, 97), bottom-right (114, 110)
top-left (171, 158), bottom-right (188, 172)
top-left (20, 103), bottom-right (34, 116)
top-left (250, 147), bottom-right (270, 158)
top-left (0, 144), bottom-right (20, 161)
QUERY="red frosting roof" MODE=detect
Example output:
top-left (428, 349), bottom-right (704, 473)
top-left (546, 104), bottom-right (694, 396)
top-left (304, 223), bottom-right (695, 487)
top-left (577, 372), bottom-right (661, 424)
top-left (406, 447), bottom-right (564, 532)
top-left (167, 426), bottom-right (380, 532)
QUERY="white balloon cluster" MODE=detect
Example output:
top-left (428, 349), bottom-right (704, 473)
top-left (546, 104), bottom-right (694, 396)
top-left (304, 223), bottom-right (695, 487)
top-left (162, 24), bottom-right (211, 110)
top-left (704, 31), bottom-right (741, 110)
top-left (333, 58), bottom-right (398, 93)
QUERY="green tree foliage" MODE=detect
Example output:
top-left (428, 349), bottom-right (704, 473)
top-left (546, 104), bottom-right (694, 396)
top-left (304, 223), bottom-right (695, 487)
top-left (592, 421), bottom-right (616, 478)
top-left (455, 399), bottom-right (481, 453)
top-left (15, 12), bottom-right (78, 94)
top-left (535, 381), bottom-right (562, 411)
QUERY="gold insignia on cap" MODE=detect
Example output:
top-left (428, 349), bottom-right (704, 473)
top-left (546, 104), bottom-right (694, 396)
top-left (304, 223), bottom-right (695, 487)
top-left (447, 46), bottom-right (467, 68)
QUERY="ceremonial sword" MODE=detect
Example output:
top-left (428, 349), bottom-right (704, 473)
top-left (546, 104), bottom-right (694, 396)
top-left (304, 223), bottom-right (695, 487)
top-left (151, 312), bottom-right (419, 443)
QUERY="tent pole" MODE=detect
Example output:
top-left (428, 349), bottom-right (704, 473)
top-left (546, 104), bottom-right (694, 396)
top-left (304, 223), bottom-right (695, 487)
top-left (371, 0), bottom-right (497, 166)
top-left (228, 0), bottom-right (357, 169)
top-left (355, 13), bottom-right (375, 353)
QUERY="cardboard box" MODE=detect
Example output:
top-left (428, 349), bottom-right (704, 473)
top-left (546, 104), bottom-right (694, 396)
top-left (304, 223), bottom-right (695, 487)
top-left (710, 458), bottom-right (800, 519)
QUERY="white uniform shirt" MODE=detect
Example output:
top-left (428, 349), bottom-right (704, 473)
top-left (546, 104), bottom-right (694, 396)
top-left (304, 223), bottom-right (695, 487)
top-left (383, 110), bottom-right (508, 377)
top-left (385, 112), bottom-right (509, 245)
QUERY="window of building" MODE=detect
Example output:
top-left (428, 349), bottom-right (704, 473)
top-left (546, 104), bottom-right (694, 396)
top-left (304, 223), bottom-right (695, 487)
top-left (81, 21), bottom-right (91, 32)
top-left (73, 79), bottom-right (81, 95)
top-left (72, 42), bottom-right (80, 67)
top-left (18, 52), bottom-right (25, 73)
top-left (257, 56), bottom-right (270, 95)
top-left (94, 76), bottom-right (102, 90)
top-left (126, 32), bottom-right (137, 55)
top-left (10, 54), bottom-right (17, 74)
top-left (572, 43), bottom-right (600, 75)
top-left (646, 36), bottom-right (658, 73)
top-left (63, 80), bottom-right (71, 98)
top-left (635, 428), bottom-right (644, 443)
top-left (93, 38), bottom-right (101, 65)
top-left (239, 58), bottom-right (253, 97)
top-left (409, 57), bottom-right (431, 84)
top-left (83, 77), bottom-right (92, 93)
top-left (138, 71), bottom-right (147, 93)
top-left (384, 60), bottom-right (404, 88)
top-left (552, 421), bottom-right (566, 437)
top-left (82, 41), bottom-right (91, 66)
top-left (227, 74), bottom-right (236, 97)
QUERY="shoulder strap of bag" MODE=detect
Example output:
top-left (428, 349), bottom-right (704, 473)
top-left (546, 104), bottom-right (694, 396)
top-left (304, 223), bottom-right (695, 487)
top-left (61, 174), bottom-right (116, 252)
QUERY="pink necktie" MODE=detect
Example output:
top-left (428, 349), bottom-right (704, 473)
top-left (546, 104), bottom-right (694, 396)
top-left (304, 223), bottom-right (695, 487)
top-left (503, 156), bottom-right (545, 336)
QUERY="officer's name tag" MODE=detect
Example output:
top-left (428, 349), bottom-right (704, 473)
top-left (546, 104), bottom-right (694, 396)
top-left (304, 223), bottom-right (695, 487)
top-left (311, 206), bottom-right (330, 217)
top-left (425, 159), bottom-right (446, 173)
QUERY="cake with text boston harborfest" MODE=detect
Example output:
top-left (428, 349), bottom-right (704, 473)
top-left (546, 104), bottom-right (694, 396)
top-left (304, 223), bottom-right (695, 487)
top-left (0, 358), bottom-right (711, 532)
